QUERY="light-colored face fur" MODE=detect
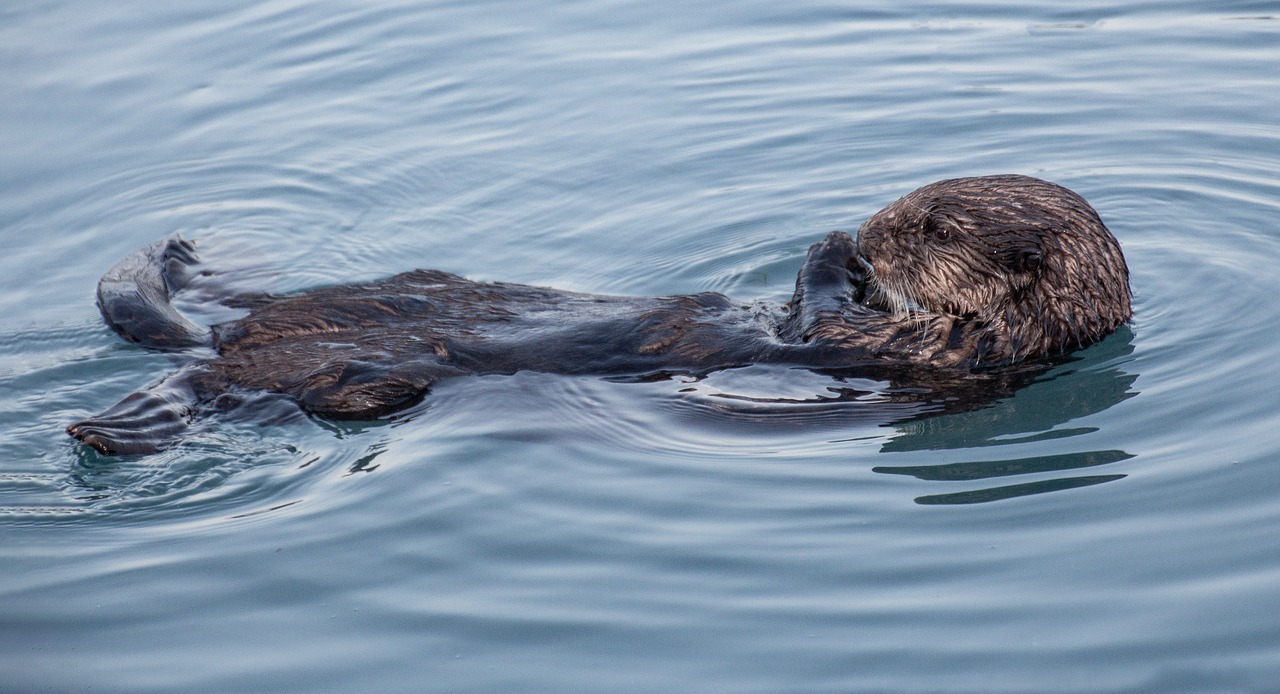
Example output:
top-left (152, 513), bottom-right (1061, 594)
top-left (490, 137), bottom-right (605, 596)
top-left (856, 174), bottom-right (1132, 355)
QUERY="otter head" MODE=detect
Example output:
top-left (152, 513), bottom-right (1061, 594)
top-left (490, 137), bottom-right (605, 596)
top-left (856, 174), bottom-right (1132, 361)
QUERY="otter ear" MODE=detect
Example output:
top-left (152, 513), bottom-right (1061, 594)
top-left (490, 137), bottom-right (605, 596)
top-left (999, 234), bottom-right (1043, 274)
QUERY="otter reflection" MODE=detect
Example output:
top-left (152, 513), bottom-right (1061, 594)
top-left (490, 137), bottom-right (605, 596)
top-left (68, 175), bottom-right (1132, 455)
top-left (874, 327), bottom-right (1138, 504)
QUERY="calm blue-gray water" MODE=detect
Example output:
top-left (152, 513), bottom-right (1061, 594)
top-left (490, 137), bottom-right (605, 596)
top-left (3, 1), bottom-right (1280, 691)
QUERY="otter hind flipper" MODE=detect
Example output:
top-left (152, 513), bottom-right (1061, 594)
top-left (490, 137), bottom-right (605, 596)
top-left (67, 366), bottom-right (210, 455)
top-left (96, 235), bottom-right (211, 350)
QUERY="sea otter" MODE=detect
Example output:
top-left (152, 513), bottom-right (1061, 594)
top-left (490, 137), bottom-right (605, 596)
top-left (67, 175), bottom-right (1131, 455)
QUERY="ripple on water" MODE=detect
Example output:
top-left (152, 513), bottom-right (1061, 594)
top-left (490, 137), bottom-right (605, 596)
top-left (4, 1), bottom-right (1280, 689)
top-left (0, 319), bottom-right (335, 522)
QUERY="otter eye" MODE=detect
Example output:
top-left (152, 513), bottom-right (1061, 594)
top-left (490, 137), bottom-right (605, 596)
top-left (924, 217), bottom-right (951, 242)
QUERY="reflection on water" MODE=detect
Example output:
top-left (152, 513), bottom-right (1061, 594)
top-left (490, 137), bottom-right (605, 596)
top-left (874, 327), bottom-right (1138, 504)
top-left (877, 452), bottom-right (1132, 505)
top-left (880, 326), bottom-right (1138, 452)
top-left (645, 326), bottom-right (1140, 505)
top-left (911, 474), bottom-right (1129, 505)
top-left (5, 0), bottom-right (1280, 690)
top-left (875, 449), bottom-right (1134, 481)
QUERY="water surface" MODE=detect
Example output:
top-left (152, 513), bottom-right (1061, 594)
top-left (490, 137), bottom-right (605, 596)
top-left (3, 1), bottom-right (1280, 691)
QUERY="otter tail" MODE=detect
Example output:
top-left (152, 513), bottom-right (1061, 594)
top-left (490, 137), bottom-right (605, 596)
top-left (96, 235), bottom-right (211, 349)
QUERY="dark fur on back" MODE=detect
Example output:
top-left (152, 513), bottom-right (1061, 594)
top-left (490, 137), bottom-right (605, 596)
top-left (68, 175), bottom-right (1132, 454)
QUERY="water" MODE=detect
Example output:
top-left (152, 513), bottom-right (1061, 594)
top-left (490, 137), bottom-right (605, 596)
top-left (3, 1), bottom-right (1279, 691)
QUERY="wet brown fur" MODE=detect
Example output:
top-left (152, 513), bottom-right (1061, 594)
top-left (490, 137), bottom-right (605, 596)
top-left (68, 175), bottom-right (1132, 454)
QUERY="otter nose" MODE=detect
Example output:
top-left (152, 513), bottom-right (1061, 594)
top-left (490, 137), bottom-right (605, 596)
top-left (854, 223), bottom-right (883, 266)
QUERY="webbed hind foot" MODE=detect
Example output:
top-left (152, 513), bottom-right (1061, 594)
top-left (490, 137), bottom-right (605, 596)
top-left (97, 234), bottom-right (211, 350)
top-left (67, 368), bottom-right (206, 455)
top-left (156, 235), bottom-right (201, 292)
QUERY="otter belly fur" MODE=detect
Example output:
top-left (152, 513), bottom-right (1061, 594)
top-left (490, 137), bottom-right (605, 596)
top-left (68, 175), bottom-right (1131, 455)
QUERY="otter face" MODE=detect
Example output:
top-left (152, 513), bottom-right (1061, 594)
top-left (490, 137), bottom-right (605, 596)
top-left (856, 174), bottom-right (1132, 356)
